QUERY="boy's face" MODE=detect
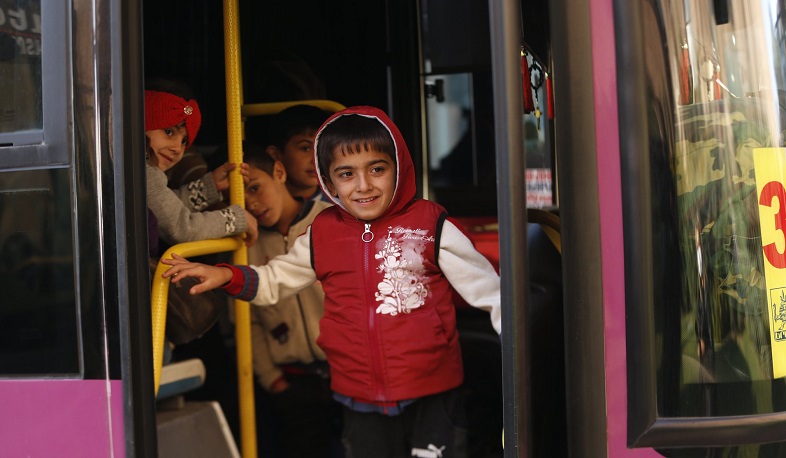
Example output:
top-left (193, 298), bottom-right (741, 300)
top-left (146, 122), bottom-right (188, 172)
top-left (245, 162), bottom-right (287, 228)
top-left (275, 131), bottom-right (319, 193)
top-left (324, 147), bottom-right (396, 221)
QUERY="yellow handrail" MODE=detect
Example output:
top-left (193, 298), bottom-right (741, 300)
top-left (223, 0), bottom-right (257, 457)
top-left (151, 237), bottom-right (243, 396)
top-left (151, 2), bottom-right (345, 456)
top-left (242, 99), bottom-right (346, 117)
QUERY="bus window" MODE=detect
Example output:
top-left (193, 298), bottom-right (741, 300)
top-left (0, 0), bottom-right (42, 145)
top-left (419, 0), bottom-right (497, 217)
top-left (522, 52), bottom-right (553, 209)
top-left (0, 168), bottom-right (78, 375)
top-left (0, 0), bottom-right (74, 376)
top-left (624, 0), bottom-right (786, 448)
top-left (0, 0), bottom-right (68, 168)
top-left (420, 0), bottom-right (555, 216)
top-left (425, 73), bottom-right (475, 187)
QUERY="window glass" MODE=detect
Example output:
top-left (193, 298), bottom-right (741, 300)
top-left (0, 168), bottom-right (78, 375)
top-left (0, 0), bottom-right (42, 137)
top-left (522, 51), bottom-right (552, 208)
top-left (426, 73), bottom-right (475, 187)
top-left (650, 0), bottom-right (786, 418)
top-left (423, 71), bottom-right (498, 217)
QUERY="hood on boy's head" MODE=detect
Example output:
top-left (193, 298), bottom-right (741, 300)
top-left (314, 106), bottom-right (416, 218)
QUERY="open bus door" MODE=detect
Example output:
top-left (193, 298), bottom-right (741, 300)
top-left (521, 0), bottom-right (786, 456)
top-left (0, 0), bottom-right (156, 456)
top-left (145, 0), bottom-right (786, 455)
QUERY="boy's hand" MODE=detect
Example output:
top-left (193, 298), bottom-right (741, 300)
top-left (211, 161), bottom-right (250, 192)
top-left (162, 254), bottom-right (234, 295)
top-left (243, 210), bottom-right (259, 247)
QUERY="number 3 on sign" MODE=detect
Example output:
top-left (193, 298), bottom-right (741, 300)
top-left (756, 148), bottom-right (786, 271)
top-left (753, 147), bottom-right (786, 379)
top-left (760, 180), bottom-right (786, 268)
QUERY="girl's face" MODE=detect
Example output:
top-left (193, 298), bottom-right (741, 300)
top-left (146, 122), bottom-right (189, 172)
top-left (324, 147), bottom-right (396, 221)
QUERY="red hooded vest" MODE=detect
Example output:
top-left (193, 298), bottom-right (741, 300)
top-left (311, 106), bottom-right (464, 402)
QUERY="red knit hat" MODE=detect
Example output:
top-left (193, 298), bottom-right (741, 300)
top-left (144, 90), bottom-right (202, 147)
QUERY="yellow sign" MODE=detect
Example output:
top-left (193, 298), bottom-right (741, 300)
top-left (754, 147), bottom-right (786, 378)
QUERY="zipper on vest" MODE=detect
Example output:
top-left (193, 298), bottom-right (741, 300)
top-left (363, 223), bottom-right (386, 400)
top-left (362, 222), bottom-right (374, 242)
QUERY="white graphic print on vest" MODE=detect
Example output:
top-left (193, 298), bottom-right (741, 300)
top-left (374, 226), bottom-right (434, 316)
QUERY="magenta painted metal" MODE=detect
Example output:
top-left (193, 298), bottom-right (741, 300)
top-left (0, 379), bottom-right (125, 457)
top-left (590, 0), bottom-right (660, 456)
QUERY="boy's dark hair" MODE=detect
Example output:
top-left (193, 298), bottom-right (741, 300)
top-left (244, 141), bottom-right (276, 175)
top-left (214, 140), bottom-right (275, 175)
top-left (267, 104), bottom-right (331, 151)
top-left (145, 76), bottom-right (196, 101)
top-left (316, 114), bottom-right (396, 179)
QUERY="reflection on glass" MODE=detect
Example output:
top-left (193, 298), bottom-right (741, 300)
top-left (649, 0), bottom-right (786, 423)
top-left (522, 51), bottom-right (552, 208)
top-left (426, 73), bottom-right (475, 187)
top-left (0, 0), bottom-right (42, 134)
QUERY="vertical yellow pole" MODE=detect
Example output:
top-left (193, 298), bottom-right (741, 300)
top-left (222, 0), bottom-right (256, 456)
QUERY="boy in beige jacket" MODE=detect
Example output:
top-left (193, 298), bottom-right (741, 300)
top-left (240, 142), bottom-right (336, 457)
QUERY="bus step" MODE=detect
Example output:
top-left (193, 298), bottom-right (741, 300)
top-left (156, 401), bottom-right (240, 458)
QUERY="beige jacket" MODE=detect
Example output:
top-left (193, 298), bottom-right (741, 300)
top-left (247, 200), bottom-right (331, 390)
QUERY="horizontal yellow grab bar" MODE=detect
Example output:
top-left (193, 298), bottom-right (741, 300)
top-left (151, 237), bottom-right (244, 395)
top-left (241, 99), bottom-right (346, 117)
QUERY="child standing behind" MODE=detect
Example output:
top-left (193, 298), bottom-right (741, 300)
top-left (241, 142), bottom-right (338, 457)
top-left (265, 104), bottom-right (331, 202)
top-left (163, 106), bottom-right (501, 458)
top-left (144, 78), bottom-right (258, 248)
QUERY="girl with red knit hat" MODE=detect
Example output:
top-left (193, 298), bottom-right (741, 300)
top-left (144, 77), bottom-right (258, 250)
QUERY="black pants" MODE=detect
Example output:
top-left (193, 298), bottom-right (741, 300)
top-left (341, 387), bottom-right (468, 458)
top-left (265, 373), bottom-right (344, 458)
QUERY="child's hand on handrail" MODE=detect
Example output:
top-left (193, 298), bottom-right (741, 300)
top-left (243, 211), bottom-right (259, 247)
top-left (162, 253), bottom-right (234, 295)
top-left (211, 161), bottom-right (250, 192)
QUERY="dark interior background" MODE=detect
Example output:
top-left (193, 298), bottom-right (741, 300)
top-left (143, 0), bottom-right (391, 147)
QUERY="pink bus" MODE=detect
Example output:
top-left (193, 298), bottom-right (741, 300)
top-left (3, 0), bottom-right (786, 456)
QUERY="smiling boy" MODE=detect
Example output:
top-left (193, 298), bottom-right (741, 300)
top-left (163, 106), bottom-right (501, 458)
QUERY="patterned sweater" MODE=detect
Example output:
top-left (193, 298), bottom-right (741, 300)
top-left (146, 162), bottom-right (247, 246)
